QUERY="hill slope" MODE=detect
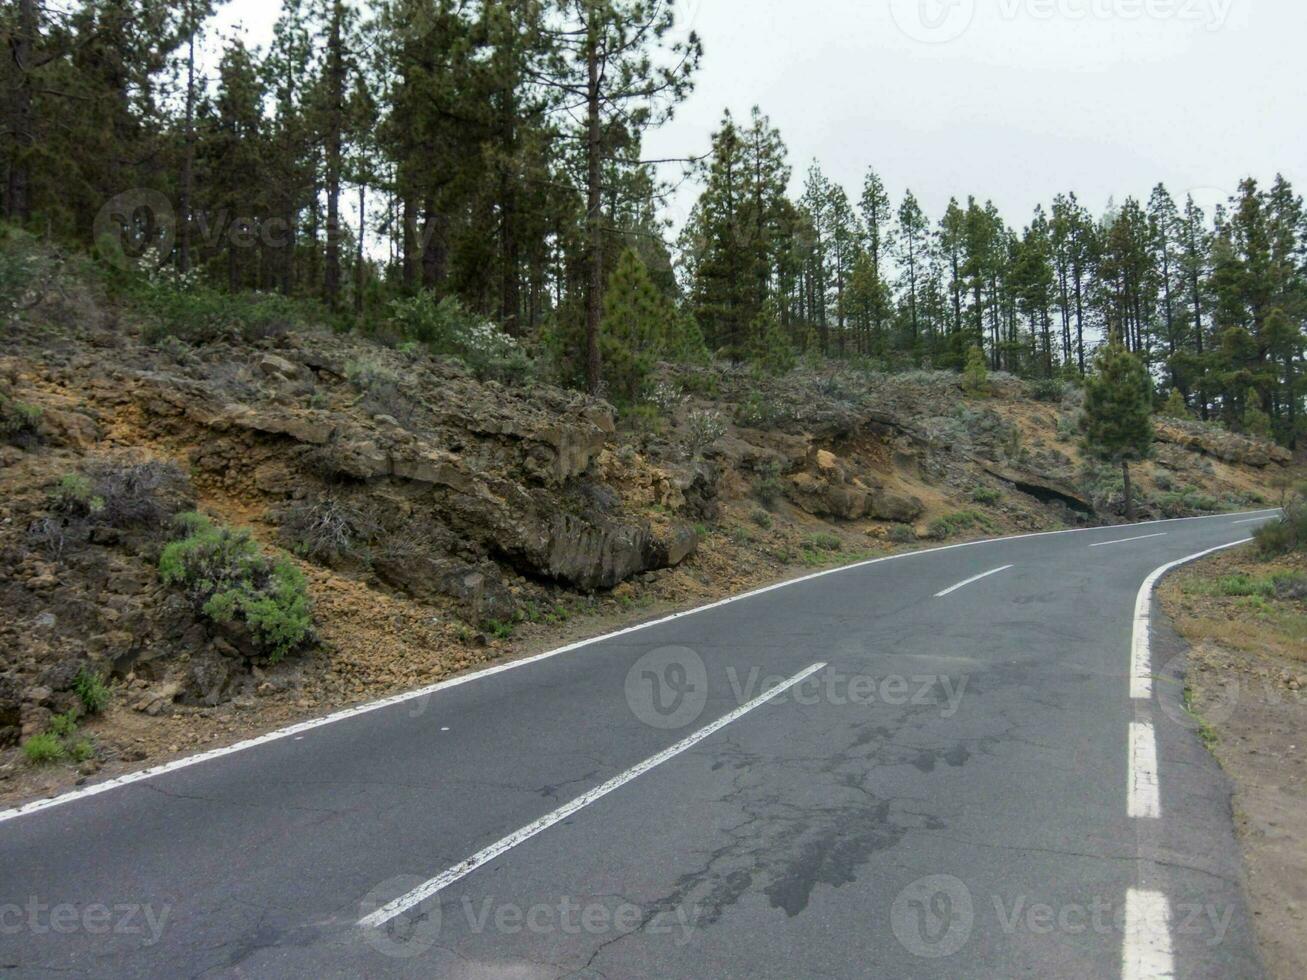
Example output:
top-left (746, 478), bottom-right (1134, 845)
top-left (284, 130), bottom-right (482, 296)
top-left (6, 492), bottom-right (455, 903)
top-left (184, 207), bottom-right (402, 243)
top-left (0, 256), bottom-right (1296, 804)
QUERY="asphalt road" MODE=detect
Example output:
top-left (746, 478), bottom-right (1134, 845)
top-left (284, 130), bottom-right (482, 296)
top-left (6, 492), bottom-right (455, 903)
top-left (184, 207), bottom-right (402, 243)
top-left (0, 510), bottom-right (1283, 979)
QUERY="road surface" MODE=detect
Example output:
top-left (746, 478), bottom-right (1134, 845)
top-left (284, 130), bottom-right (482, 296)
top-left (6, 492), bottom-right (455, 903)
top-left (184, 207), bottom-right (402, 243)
top-left (0, 511), bottom-right (1282, 978)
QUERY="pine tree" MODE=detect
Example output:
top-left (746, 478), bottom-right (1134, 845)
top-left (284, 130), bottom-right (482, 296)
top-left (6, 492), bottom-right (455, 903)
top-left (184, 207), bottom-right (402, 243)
top-left (598, 248), bottom-right (674, 403)
top-left (963, 344), bottom-right (988, 395)
top-left (896, 190), bottom-right (928, 359)
top-left (1160, 387), bottom-right (1190, 419)
top-left (747, 298), bottom-right (794, 375)
top-left (1242, 388), bottom-right (1274, 440)
top-left (1082, 343), bottom-right (1154, 520)
top-left (540, 0), bottom-right (701, 394)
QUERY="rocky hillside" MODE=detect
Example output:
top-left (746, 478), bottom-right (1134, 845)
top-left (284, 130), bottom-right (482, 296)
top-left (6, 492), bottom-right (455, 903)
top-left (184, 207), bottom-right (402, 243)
top-left (0, 262), bottom-right (1295, 804)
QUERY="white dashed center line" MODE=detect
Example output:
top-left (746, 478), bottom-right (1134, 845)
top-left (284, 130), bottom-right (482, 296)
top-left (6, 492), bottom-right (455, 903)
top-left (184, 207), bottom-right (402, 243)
top-left (1127, 722), bottom-right (1161, 819)
top-left (1089, 532), bottom-right (1168, 548)
top-left (1123, 888), bottom-right (1174, 979)
top-left (359, 662), bottom-right (828, 930)
top-left (933, 565), bottom-right (1014, 598)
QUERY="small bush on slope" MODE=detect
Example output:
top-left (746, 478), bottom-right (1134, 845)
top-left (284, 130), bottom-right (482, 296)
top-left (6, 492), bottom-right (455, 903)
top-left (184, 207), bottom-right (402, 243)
top-left (0, 393), bottom-right (42, 447)
top-left (160, 513), bottom-right (312, 663)
top-left (1255, 488), bottom-right (1307, 558)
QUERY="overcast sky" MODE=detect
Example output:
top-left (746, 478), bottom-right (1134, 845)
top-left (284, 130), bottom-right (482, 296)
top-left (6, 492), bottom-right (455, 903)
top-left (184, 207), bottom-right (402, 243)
top-left (216, 0), bottom-right (1301, 231)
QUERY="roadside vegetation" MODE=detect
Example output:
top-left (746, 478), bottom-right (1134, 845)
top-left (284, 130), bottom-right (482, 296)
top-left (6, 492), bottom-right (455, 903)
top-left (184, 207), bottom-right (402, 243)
top-left (159, 513), bottom-right (313, 664)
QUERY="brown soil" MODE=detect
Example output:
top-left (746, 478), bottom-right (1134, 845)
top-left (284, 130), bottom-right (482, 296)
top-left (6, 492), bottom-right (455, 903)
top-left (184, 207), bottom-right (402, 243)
top-left (1159, 548), bottom-right (1307, 980)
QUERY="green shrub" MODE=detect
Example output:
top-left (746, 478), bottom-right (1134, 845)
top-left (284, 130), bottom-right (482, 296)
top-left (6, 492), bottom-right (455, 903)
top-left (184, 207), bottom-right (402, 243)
top-left (48, 711), bottom-right (79, 737)
top-left (387, 291), bottom-right (524, 381)
top-left (1255, 491), bottom-right (1307, 558)
top-left (138, 278), bottom-right (301, 345)
top-left (67, 738), bottom-right (96, 763)
top-left (888, 524), bottom-right (916, 544)
top-left (1029, 379), bottom-right (1065, 402)
top-left (1215, 574), bottom-right (1277, 598)
top-left (1155, 489), bottom-right (1223, 517)
top-left (51, 473), bottom-right (104, 517)
top-left (75, 668), bottom-right (110, 715)
top-left (160, 513), bottom-right (312, 662)
top-left (750, 509), bottom-right (774, 530)
top-left (483, 619), bottom-right (514, 640)
top-left (0, 395), bottom-right (42, 447)
top-left (806, 532), bottom-right (842, 552)
top-left (927, 510), bottom-right (990, 540)
top-left (22, 733), bottom-right (65, 765)
top-left (971, 486), bottom-right (1002, 505)
top-left (754, 469), bottom-right (785, 509)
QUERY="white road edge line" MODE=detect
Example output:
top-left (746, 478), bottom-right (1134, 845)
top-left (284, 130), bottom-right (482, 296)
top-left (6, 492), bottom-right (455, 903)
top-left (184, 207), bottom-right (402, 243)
top-left (357, 662), bottom-right (827, 930)
top-left (1231, 516), bottom-right (1269, 525)
top-left (1130, 538), bottom-right (1252, 699)
top-left (1127, 722), bottom-right (1161, 819)
top-left (0, 508), bottom-right (1278, 825)
top-left (1089, 532), bottom-right (1168, 548)
top-left (1123, 888), bottom-right (1174, 980)
top-left (934, 564), bottom-right (1013, 598)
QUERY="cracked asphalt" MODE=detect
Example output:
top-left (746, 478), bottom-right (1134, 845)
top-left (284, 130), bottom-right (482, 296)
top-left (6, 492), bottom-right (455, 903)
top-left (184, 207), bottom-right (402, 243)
top-left (0, 513), bottom-right (1277, 978)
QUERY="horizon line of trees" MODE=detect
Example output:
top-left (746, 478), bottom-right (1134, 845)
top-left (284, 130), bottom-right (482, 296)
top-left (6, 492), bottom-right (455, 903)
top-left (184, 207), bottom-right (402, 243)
top-left (679, 107), bottom-right (1305, 447)
top-left (2, 1), bottom-right (1303, 446)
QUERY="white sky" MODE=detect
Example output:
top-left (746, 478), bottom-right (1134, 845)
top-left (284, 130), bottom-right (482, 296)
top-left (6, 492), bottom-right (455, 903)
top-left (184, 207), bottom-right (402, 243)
top-left (215, 0), bottom-right (1303, 231)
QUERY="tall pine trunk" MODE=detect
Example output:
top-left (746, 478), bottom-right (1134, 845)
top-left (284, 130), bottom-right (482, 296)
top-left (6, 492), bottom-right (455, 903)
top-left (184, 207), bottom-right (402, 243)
top-left (583, 18), bottom-right (603, 394)
top-left (4, 0), bottom-right (38, 222)
top-left (322, 1), bottom-right (345, 309)
top-left (179, 14), bottom-right (196, 272)
top-left (354, 183), bottom-right (365, 314)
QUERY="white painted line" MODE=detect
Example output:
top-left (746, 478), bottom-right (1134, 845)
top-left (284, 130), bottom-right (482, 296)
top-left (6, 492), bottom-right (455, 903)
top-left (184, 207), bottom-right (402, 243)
top-left (1231, 516), bottom-right (1270, 525)
top-left (0, 508), bottom-right (1277, 826)
top-left (1127, 722), bottom-right (1161, 819)
top-left (1129, 538), bottom-right (1252, 700)
top-left (934, 565), bottom-right (1014, 598)
top-left (358, 662), bottom-right (827, 929)
top-left (1123, 888), bottom-right (1174, 980)
top-left (1089, 532), bottom-right (1168, 548)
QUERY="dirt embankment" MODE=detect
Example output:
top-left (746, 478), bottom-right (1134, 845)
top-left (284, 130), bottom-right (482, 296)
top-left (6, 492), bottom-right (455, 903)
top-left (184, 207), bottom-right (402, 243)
top-left (1160, 547), bottom-right (1307, 980)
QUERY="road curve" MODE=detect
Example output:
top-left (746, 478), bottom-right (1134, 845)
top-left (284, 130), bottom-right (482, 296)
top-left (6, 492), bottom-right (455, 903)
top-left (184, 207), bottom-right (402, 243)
top-left (0, 510), bottom-right (1281, 978)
